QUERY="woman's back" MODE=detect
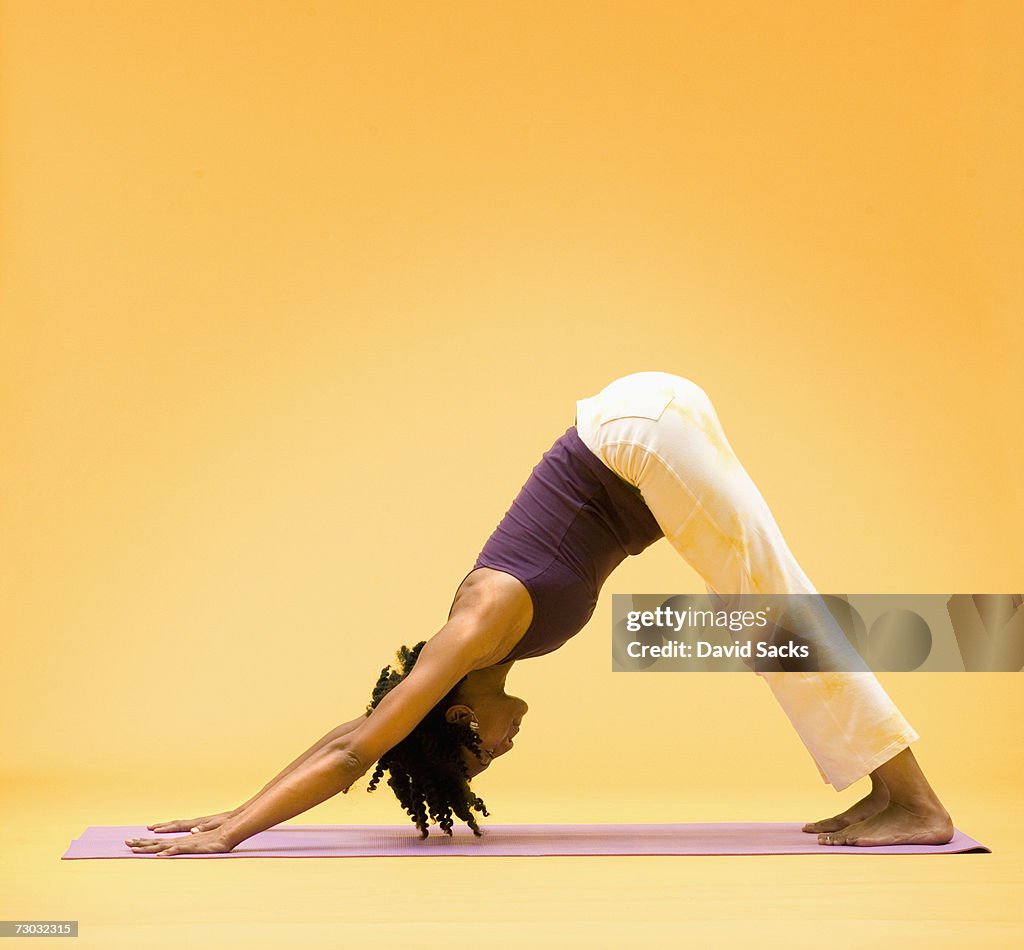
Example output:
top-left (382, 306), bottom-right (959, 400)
top-left (468, 424), bottom-right (664, 663)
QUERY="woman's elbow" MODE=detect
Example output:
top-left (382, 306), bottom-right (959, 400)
top-left (327, 738), bottom-right (373, 785)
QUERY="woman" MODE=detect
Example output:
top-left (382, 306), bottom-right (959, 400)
top-left (126, 371), bottom-right (953, 854)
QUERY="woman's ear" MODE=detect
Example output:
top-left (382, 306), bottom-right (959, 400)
top-left (444, 704), bottom-right (477, 728)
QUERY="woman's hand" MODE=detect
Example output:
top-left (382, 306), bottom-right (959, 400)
top-left (145, 811), bottom-right (236, 834)
top-left (125, 828), bottom-right (235, 856)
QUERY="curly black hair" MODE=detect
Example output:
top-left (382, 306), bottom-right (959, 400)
top-left (362, 641), bottom-right (491, 838)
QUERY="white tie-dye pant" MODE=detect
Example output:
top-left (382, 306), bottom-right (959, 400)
top-left (575, 371), bottom-right (918, 791)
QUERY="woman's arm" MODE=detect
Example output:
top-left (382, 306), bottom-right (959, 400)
top-left (127, 739), bottom-right (369, 856)
top-left (128, 578), bottom-right (530, 854)
top-left (214, 744), bottom-right (365, 849)
top-left (143, 714), bottom-right (368, 834)
top-left (230, 714), bottom-right (368, 812)
top-left (215, 618), bottom-right (494, 848)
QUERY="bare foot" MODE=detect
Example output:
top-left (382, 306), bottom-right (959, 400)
top-left (802, 791), bottom-right (888, 833)
top-left (817, 800), bottom-right (954, 847)
top-left (802, 776), bottom-right (889, 834)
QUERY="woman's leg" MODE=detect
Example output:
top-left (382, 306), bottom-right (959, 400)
top-left (576, 371), bottom-right (951, 844)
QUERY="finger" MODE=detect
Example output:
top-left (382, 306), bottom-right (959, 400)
top-left (127, 837), bottom-right (181, 847)
top-left (157, 847), bottom-right (179, 856)
top-left (128, 843), bottom-right (170, 853)
top-left (159, 821), bottom-right (202, 833)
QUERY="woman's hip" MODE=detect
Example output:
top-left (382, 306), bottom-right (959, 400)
top-left (575, 371), bottom-right (737, 488)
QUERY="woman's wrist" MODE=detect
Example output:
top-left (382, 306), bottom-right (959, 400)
top-left (215, 813), bottom-right (250, 850)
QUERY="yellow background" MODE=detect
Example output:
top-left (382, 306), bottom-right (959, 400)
top-left (2, 1), bottom-right (1021, 946)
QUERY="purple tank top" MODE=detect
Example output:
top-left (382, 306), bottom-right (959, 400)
top-left (469, 425), bottom-right (664, 663)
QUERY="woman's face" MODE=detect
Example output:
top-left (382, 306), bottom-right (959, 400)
top-left (448, 692), bottom-right (528, 778)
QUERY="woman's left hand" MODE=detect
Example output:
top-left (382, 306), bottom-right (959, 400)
top-left (124, 828), bottom-right (234, 856)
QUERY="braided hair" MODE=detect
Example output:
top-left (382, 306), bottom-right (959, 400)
top-left (363, 641), bottom-right (491, 838)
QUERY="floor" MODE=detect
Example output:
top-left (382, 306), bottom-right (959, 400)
top-left (4, 777), bottom-right (1021, 949)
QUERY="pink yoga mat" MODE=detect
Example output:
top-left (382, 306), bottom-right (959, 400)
top-left (62, 823), bottom-right (990, 858)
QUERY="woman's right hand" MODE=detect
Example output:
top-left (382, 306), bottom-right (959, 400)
top-left (145, 811), bottom-right (237, 834)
